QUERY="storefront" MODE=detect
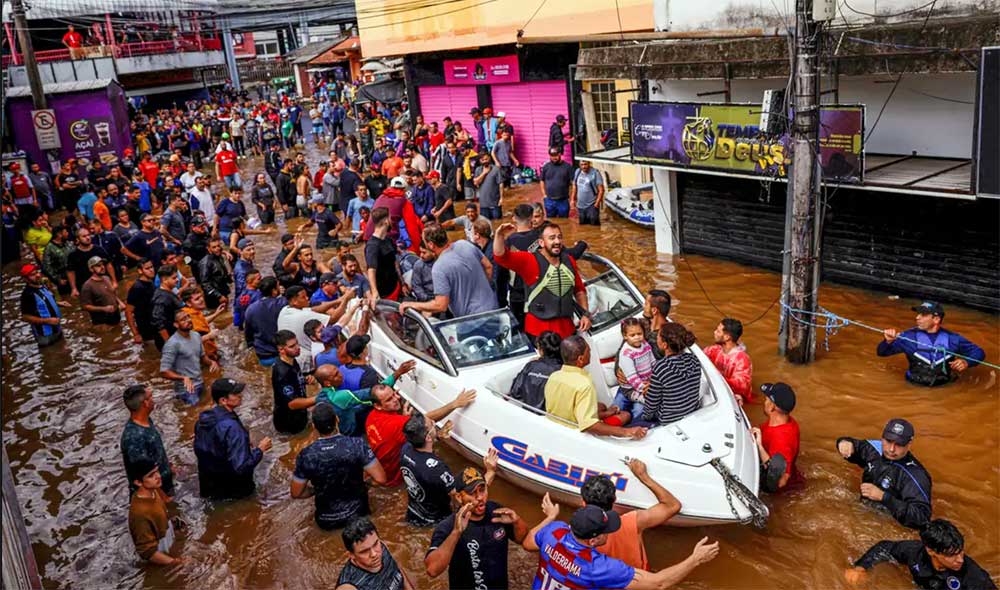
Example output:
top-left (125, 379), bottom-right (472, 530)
top-left (6, 79), bottom-right (132, 172)
top-left (407, 44), bottom-right (579, 172)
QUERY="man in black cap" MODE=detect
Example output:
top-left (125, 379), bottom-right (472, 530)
top-left (193, 378), bottom-right (272, 500)
top-left (877, 301), bottom-right (986, 387)
top-left (548, 114), bottom-right (574, 153)
top-left (425, 465), bottom-right (525, 590)
top-left (339, 335), bottom-right (385, 392)
top-left (836, 418), bottom-right (932, 529)
top-left (752, 383), bottom-right (804, 493)
top-left (845, 518), bottom-right (996, 589)
top-left (523, 500), bottom-right (719, 589)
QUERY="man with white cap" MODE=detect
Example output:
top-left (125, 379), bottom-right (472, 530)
top-left (836, 418), bottom-right (933, 529)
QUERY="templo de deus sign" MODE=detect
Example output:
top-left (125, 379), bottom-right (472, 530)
top-left (629, 101), bottom-right (865, 183)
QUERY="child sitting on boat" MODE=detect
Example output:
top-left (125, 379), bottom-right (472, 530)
top-left (607, 318), bottom-right (655, 425)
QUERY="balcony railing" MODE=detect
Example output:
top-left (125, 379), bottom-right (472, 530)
top-left (2, 34), bottom-right (223, 68)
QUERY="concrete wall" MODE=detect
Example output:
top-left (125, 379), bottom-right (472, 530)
top-left (648, 72), bottom-right (976, 159)
top-left (115, 50), bottom-right (226, 76)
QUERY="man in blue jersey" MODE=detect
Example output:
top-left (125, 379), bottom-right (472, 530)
top-left (523, 499), bottom-right (719, 589)
top-left (877, 301), bottom-right (985, 387)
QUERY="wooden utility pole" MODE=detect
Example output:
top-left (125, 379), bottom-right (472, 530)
top-left (10, 0), bottom-right (46, 110)
top-left (784, 0), bottom-right (822, 363)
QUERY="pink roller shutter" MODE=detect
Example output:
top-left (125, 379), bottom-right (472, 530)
top-left (491, 80), bottom-right (571, 174)
top-left (417, 85), bottom-right (478, 135)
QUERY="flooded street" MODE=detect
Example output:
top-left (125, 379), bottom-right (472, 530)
top-left (2, 153), bottom-right (998, 590)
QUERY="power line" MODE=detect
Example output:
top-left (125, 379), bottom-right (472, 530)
top-left (517, 0), bottom-right (549, 37)
top-left (358, 0), bottom-right (498, 29)
top-left (841, 0), bottom-right (938, 18)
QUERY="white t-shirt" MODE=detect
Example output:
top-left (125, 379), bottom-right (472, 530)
top-left (229, 119), bottom-right (244, 137)
top-left (187, 187), bottom-right (215, 224)
top-left (180, 171), bottom-right (203, 192)
top-left (277, 306), bottom-right (330, 373)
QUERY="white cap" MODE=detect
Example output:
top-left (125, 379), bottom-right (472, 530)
top-left (390, 176), bottom-right (407, 189)
top-left (496, 111), bottom-right (506, 118)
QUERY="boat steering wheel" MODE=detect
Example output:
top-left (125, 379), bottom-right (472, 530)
top-left (458, 335), bottom-right (491, 357)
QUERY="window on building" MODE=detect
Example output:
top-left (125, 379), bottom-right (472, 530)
top-left (255, 41), bottom-right (279, 56)
top-left (589, 81), bottom-right (617, 133)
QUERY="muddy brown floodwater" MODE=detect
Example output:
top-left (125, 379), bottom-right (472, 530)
top-left (2, 152), bottom-right (998, 590)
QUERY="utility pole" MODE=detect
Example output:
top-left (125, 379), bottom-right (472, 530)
top-left (783, 0), bottom-right (822, 364)
top-left (11, 0), bottom-right (46, 109)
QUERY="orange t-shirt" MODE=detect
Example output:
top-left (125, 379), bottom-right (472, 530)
top-left (600, 511), bottom-right (648, 570)
top-left (381, 157), bottom-right (404, 179)
top-left (182, 306), bottom-right (218, 359)
top-left (93, 200), bottom-right (112, 230)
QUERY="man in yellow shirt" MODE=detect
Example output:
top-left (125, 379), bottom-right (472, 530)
top-left (544, 335), bottom-right (648, 439)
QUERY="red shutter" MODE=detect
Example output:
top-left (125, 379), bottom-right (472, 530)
top-left (418, 85), bottom-right (478, 134)
top-left (491, 81), bottom-right (571, 173)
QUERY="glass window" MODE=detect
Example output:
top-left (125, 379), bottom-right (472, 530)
top-left (431, 310), bottom-right (534, 369)
top-left (575, 256), bottom-right (643, 332)
top-left (589, 81), bottom-right (617, 133)
top-left (374, 306), bottom-right (447, 371)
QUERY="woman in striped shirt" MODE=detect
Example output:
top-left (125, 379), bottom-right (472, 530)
top-left (638, 323), bottom-right (703, 427)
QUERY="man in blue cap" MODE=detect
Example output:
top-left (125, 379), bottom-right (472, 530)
top-left (836, 418), bottom-right (932, 529)
top-left (877, 301), bottom-right (985, 386)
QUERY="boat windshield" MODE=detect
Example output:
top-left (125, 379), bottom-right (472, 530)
top-left (430, 309), bottom-right (535, 369)
top-left (582, 265), bottom-right (643, 332)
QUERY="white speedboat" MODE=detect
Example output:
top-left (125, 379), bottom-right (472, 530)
top-left (605, 183), bottom-right (655, 228)
top-left (366, 253), bottom-right (767, 527)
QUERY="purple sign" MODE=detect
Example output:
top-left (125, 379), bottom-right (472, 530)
top-left (630, 101), bottom-right (865, 183)
top-left (8, 81), bottom-right (132, 173)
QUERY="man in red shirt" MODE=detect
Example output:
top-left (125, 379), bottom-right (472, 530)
top-left (365, 383), bottom-right (476, 487)
top-left (703, 318), bottom-right (753, 405)
top-left (215, 146), bottom-right (241, 191)
top-left (493, 222), bottom-right (592, 339)
top-left (752, 382), bottom-right (804, 493)
top-left (138, 152), bottom-right (160, 187)
top-left (62, 25), bottom-right (84, 59)
top-left (428, 122), bottom-right (446, 152)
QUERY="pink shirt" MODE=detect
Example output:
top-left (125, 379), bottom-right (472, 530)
top-left (704, 343), bottom-right (753, 401)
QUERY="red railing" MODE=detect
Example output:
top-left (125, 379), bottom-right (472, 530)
top-left (3, 34), bottom-right (223, 67)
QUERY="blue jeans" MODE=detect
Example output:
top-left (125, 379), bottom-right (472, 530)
top-left (224, 173), bottom-right (242, 190)
top-left (175, 381), bottom-right (204, 405)
top-left (612, 390), bottom-right (645, 424)
top-left (544, 197), bottom-right (569, 218)
top-left (258, 355), bottom-right (278, 367)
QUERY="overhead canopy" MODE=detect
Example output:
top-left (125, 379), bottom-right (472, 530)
top-left (2, 0), bottom-right (218, 21)
top-left (286, 36), bottom-right (347, 65)
top-left (5, 78), bottom-right (119, 97)
top-left (354, 78), bottom-right (405, 105)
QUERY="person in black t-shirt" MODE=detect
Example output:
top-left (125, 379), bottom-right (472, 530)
top-left (272, 330), bottom-right (310, 434)
top-left (337, 517), bottom-right (413, 590)
top-left (847, 519), bottom-right (995, 589)
top-left (123, 214), bottom-right (166, 268)
top-left (125, 258), bottom-right (158, 344)
top-left (66, 226), bottom-right (113, 298)
top-left (291, 405), bottom-right (388, 530)
top-left (364, 207), bottom-right (401, 302)
top-left (400, 413), bottom-right (458, 526)
top-left (425, 466), bottom-right (527, 590)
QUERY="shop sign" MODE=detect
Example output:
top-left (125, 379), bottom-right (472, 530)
top-left (630, 101), bottom-right (865, 183)
top-left (444, 54), bottom-right (520, 86)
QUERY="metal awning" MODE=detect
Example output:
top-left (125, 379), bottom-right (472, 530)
top-left (578, 147), bottom-right (977, 200)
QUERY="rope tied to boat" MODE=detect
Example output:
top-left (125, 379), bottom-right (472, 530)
top-left (711, 458), bottom-right (769, 529)
top-left (779, 300), bottom-right (1000, 370)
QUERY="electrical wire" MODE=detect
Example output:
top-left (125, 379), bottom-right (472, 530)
top-left (613, 0), bottom-right (625, 42)
top-left (841, 0), bottom-right (938, 18)
top-left (357, 0), bottom-right (498, 28)
top-left (518, 0), bottom-right (550, 37)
